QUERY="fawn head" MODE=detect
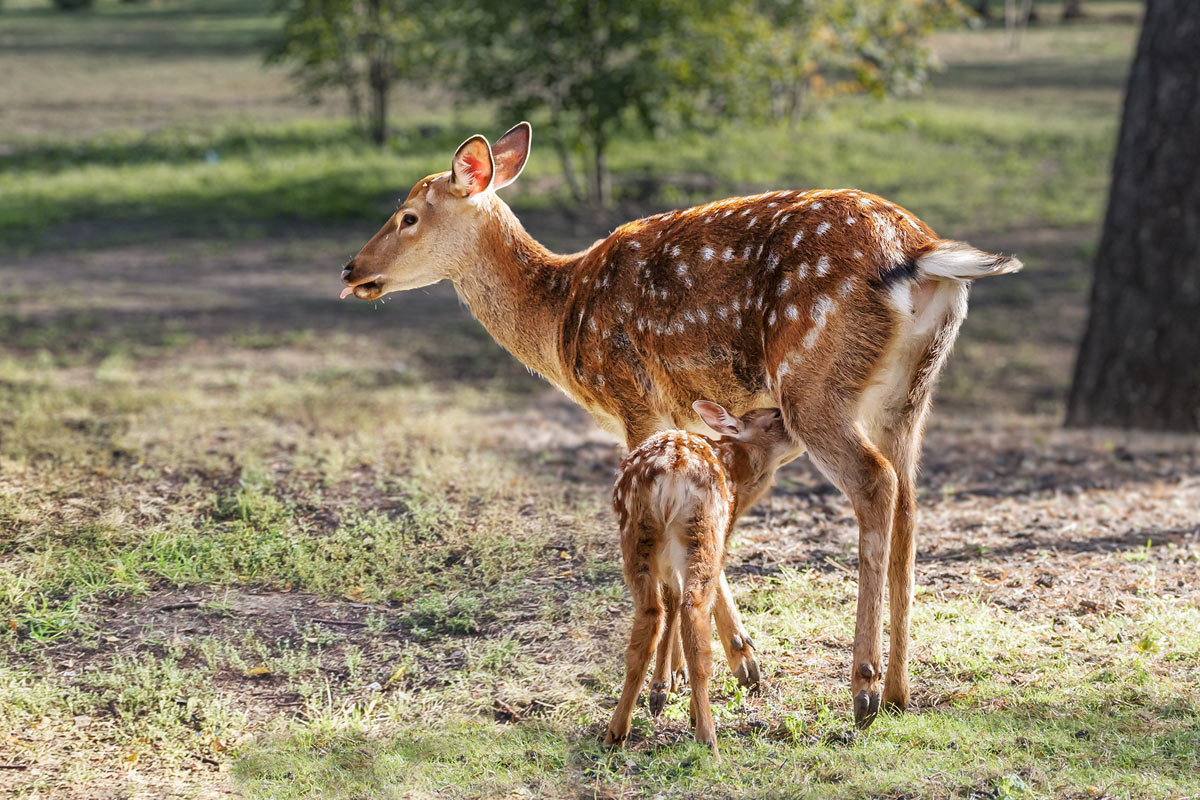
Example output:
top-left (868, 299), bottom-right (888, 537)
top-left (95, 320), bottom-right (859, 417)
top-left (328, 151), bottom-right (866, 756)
top-left (692, 400), bottom-right (798, 515)
top-left (340, 122), bottom-right (532, 301)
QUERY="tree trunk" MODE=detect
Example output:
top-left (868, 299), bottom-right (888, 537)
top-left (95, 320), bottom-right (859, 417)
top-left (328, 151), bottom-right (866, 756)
top-left (369, 61), bottom-right (388, 146)
top-left (1066, 0), bottom-right (1200, 432)
top-left (591, 135), bottom-right (610, 207)
top-left (1062, 0), bottom-right (1085, 21)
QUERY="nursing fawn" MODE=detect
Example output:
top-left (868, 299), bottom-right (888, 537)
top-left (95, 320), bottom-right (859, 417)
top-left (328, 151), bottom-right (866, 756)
top-left (604, 401), bottom-right (798, 756)
top-left (341, 123), bottom-right (1022, 725)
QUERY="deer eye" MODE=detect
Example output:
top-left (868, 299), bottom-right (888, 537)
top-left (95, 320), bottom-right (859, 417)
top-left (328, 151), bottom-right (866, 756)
top-left (402, 213), bottom-right (418, 226)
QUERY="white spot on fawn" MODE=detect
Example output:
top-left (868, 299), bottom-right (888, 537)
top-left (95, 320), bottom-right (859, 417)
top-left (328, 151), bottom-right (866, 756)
top-left (722, 247), bottom-right (734, 261)
top-left (747, 217), bottom-right (758, 228)
top-left (676, 263), bottom-right (688, 276)
top-left (840, 278), bottom-right (855, 297)
top-left (786, 304), bottom-right (798, 320)
top-left (817, 221), bottom-right (831, 235)
top-left (700, 246), bottom-right (714, 260)
top-left (671, 245), bottom-right (682, 257)
top-left (798, 262), bottom-right (809, 279)
top-left (629, 240), bottom-right (641, 249)
top-left (777, 277), bottom-right (791, 295)
top-left (767, 251), bottom-right (781, 271)
top-left (846, 217), bottom-right (856, 225)
top-left (792, 230), bottom-right (804, 248)
top-left (817, 255), bottom-right (831, 276)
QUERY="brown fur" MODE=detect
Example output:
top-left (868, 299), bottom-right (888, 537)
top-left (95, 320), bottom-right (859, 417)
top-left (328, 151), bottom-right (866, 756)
top-left (340, 124), bottom-right (1021, 725)
top-left (604, 408), bottom-right (794, 755)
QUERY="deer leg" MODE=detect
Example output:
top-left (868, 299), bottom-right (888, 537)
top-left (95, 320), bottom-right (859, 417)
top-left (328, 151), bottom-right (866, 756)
top-left (649, 588), bottom-right (679, 717)
top-left (786, 408), bottom-right (896, 730)
top-left (680, 576), bottom-right (719, 757)
top-left (604, 581), bottom-right (664, 748)
top-left (714, 571), bottom-right (760, 690)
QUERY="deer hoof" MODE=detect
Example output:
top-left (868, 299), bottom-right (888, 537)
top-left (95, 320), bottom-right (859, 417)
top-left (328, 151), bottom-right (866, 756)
top-left (853, 689), bottom-right (881, 729)
top-left (603, 728), bottom-right (627, 747)
top-left (733, 655), bottom-right (761, 690)
top-left (648, 685), bottom-right (668, 717)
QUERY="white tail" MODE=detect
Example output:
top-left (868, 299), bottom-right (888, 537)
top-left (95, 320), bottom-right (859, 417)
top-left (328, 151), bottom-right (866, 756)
top-left (604, 404), bottom-right (795, 755)
top-left (916, 239), bottom-right (1024, 281)
top-left (340, 123), bottom-right (1024, 727)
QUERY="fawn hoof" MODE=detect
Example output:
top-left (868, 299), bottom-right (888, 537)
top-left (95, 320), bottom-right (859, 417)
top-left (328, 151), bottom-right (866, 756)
top-left (732, 654), bottom-right (761, 689)
top-left (882, 687), bottom-right (910, 713)
top-left (670, 667), bottom-right (687, 692)
top-left (603, 727), bottom-right (627, 748)
top-left (648, 682), bottom-right (668, 717)
top-left (853, 689), bottom-right (881, 729)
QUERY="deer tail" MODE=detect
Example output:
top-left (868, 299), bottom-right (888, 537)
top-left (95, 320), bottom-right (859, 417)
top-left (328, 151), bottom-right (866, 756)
top-left (914, 240), bottom-right (1023, 281)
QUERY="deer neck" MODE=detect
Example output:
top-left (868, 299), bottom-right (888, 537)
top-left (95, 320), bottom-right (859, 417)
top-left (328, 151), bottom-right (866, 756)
top-left (450, 198), bottom-right (582, 388)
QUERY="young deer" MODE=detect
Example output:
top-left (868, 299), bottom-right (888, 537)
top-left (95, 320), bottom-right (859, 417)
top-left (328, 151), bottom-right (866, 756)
top-left (605, 401), bottom-right (797, 756)
top-left (340, 122), bottom-right (1022, 726)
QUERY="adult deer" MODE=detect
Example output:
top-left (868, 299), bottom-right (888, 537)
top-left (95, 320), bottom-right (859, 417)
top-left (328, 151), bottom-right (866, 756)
top-left (340, 122), bottom-right (1022, 726)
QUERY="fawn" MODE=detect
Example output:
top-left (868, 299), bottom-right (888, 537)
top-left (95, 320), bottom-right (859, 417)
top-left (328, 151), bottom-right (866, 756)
top-left (604, 401), bottom-right (798, 756)
top-left (340, 122), bottom-right (1022, 726)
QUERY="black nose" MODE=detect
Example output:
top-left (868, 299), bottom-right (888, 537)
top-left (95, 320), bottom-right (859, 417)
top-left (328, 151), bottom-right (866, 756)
top-left (341, 259), bottom-right (355, 281)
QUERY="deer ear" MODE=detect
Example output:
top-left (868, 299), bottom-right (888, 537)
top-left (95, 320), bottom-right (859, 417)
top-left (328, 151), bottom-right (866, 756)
top-left (450, 135), bottom-right (494, 196)
top-left (491, 122), bottom-right (531, 191)
top-left (693, 400), bottom-right (743, 437)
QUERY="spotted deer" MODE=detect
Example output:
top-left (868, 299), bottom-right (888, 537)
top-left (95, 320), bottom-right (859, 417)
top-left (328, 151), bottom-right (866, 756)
top-left (605, 402), bottom-right (797, 756)
top-left (339, 122), bottom-right (1022, 727)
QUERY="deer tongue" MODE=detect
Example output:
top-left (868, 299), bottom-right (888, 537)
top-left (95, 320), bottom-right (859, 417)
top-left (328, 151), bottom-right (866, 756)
top-left (339, 286), bottom-right (354, 299)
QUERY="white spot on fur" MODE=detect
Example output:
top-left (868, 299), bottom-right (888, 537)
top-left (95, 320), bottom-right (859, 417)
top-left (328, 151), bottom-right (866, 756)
top-left (747, 217), bottom-right (758, 228)
top-left (798, 263), bottom-right (809, 279)
top-left (777, 277), bottom-right (791, 295)
top-left (717, 305), bottom-right (729, 319)
top-left (722, 247), bottom-right (733, 261)
top-left (840, 278), bottom-right (856, 297)
top-left (786, 304), bottom-right (799, 320)
top-left (846, 217), bottom-right (856, 225)
top-left (676, 263), bottom-right (688, 276)
top-left (671, 245), bottom-right (682, 257)
top-left (696, 308), bottom-right (708, 323)
top-left (817, 221), bottom-right (831, 235)
top-left (700, 246), bottom-right (714, 260)
top-left (628, 240), bottom-right (641, 249)
top-left (768, 310), bottom-right (777, 325)
top-left (816, 255), bottom-right (831, 276)
top-left (767, 251), bottom-right (781, 271)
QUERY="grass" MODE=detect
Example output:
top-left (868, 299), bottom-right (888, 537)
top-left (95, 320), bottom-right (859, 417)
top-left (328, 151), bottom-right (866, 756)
top-left (5, 2), bottom-right (1199, 798)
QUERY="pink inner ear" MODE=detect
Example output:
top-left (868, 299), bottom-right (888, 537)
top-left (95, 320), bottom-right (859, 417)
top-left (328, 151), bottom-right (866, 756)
top-left (460, 154), bottom-right (486, 189)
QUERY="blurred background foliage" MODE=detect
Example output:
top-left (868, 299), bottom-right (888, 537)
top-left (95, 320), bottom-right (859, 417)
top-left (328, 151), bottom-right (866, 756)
top-left (265, 0), bottom-right (966, 204)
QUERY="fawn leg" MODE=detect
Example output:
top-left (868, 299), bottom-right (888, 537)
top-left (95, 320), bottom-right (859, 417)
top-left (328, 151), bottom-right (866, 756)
top-left (649, 589), bottom-right (680, 717)
top-left (681, 584), bottom-right (719, 757)
top-left (604, 583), bottom-right (664, 747)
top-left (713, 571), bottom-right (760, 689)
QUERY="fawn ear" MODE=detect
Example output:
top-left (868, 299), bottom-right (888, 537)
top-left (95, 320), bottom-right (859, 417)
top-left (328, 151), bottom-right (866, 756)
top-left (491, 122), bottom-right (531, 191)
top-left (693, 400), bottom-right (743, 437)
top-left (450, 135), bottom-right (494, 197)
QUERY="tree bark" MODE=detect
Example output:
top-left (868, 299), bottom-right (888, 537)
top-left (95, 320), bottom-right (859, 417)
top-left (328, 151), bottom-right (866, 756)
top-left (1062, 0), bottom-right (1085, 21)
top-left (1066, 0), bottom-right (1200, 432)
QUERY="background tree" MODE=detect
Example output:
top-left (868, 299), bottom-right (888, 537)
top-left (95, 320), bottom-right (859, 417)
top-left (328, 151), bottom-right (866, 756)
top-left (1066, 0), bottom-right (1200, 432)
top-left (1062, 0), bottom-right (1085, 22)
top-left (463, 0), bottom-right (959, 206)
top-left (267, 0), bottom-right (439, 146)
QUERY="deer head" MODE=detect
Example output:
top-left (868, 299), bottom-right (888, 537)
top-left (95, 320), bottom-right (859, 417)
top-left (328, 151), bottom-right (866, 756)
top-left (692, 400), bottom-right (798, 517)
top-left (340, 122), bottom-right (533, 300)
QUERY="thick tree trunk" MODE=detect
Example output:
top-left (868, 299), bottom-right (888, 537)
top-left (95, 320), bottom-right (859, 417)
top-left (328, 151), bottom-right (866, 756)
top-left (1066, 0), bottom-right (1200, 431)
